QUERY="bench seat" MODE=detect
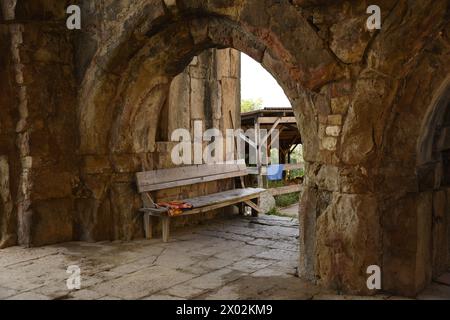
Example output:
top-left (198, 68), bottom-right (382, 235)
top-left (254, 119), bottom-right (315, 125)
top-left (140, 187), bottom-right (265, 217)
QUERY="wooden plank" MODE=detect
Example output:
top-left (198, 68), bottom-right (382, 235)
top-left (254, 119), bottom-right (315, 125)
top-left (260, 118), bottom-right (281, 147)
top-left (238, 132), bottom-right (257, 148)
top-left (246, 167), bottom-right (258, 175)
top-left (136, 160), bottom-right (247, 192)
top-left (268, 127), bottom-right (284, 149)
top-left (284, 163), bottom-right (304, 171)
top-left (247, 164), bottom-right (304, 176)
top-left (257, 117), bottom-right (296, 124)
top-left (187, 188), bottom-right (264, 208)
top-left (145, 188), bottom-right (265, 217)
top-left (255, 121), bottom-right (263, 188)
top-left (228, 109), bottom-right (246, 189)
top-left (137, 160), bottom-right (246, 185)
top-left (268, 184), bottom-right (303, 196)
top-left (244, 200), bottom-right (262, 213)
top-left (138, 170), bottom-right (248, 192)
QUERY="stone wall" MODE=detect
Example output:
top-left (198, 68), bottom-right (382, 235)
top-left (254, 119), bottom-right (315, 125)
top-left (1, 0), bottom-right (449, 297)
top-left (0, 17), bottom-right (19, 249)
top-left (0, 0), bottom-right (78, 248)
top-left (74, 48), bottom-right (241, 243)
top-left (416, 95), bottom-right (450, 282)
top-left (0, 0), bottom-right (241, 245)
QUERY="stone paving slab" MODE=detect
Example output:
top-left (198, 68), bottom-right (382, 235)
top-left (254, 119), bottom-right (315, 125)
top-left (93, 265), bottom-right (195, 300)
top-left (436, 273), bottom-right (450, 286)
top-left (416, 283), bottom-right (450, 300)
top-left (0, 287), bottom-right (17, 299)
top-left (0, 215), bottom-right (449, 300)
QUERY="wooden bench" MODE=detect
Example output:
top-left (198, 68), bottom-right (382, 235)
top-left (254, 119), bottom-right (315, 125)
top-left (136, 160), bottom-right (265, 242)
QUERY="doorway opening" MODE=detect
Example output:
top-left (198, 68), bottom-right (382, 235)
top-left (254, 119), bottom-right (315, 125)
top-left (240, 53), bottom-right (303, 219)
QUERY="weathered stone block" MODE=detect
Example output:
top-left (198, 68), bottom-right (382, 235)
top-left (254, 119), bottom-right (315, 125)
top-left (316, 193), bottom-right (380, 295)
top-left (109, 183), bottom-right (143, 241)
top-left (111, 154), bottom-right (142, 174)
top-left (298, 187), bottom-right (317, 281)
top-left (30, 198), bottom-right (73, 246)
top-left (330, 17), bottom-right (371, 64)
top-left (331, 96), bottom-right (350, 115)
top-left (432, 190), bottom-right (448, 277)
top-left (190, 77), bottom-right (206, 119)
top-left (215, 49), bottom-right (231, 79)
top-left (327, 115), bottom-right (343, 126)
top-left (382, 192), bottom-right (433, 296)
top-left (31, 169), bottom-right (73, 201)
top-left (326, 126), bottom-right (341, 137)
top-left (321, 137), bottom-right (337, 151)
top-left (315, 165), bottom-right (339, 192)
top-left (331, 80), bottom-right (352, 98)
top-left (259, 191), bottom-right (276, 214)
top-left (82, 155), bottom-right (112, 175)
top-left (315, 94), bottom-right (331, 116)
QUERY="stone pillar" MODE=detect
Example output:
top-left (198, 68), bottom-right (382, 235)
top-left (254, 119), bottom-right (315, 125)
top-left (0, 11), bottom-right (19, 248)
top-left (0, 4), bottom-right (80, 246)
top-left (296, 76), bottom-right (384, 295)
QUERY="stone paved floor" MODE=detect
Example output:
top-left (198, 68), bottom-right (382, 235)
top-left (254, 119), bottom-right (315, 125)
top-left (0, 215), bottom-right (449, 300)
top-left (278, 204), bottom-right (299, 218)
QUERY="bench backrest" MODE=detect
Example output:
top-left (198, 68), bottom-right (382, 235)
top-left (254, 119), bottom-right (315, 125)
top-left (136, 160), bottom-right (247, 193)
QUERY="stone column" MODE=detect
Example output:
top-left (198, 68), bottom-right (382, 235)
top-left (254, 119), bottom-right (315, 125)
top-left (296, 76), bottom-right (384, 295)
top-left (1, 14), bottom-right (79, 246)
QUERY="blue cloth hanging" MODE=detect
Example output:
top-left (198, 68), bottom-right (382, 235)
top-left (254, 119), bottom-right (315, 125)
top-left (267, 164), bottom-right (284, 181)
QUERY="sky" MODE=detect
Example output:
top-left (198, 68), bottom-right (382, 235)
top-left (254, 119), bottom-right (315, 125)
top-left (240, 53), bottom-right (292, 109)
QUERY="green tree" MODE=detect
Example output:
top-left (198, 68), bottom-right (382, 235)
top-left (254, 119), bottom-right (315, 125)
top-left (241, 98), bottom-right (263, 113)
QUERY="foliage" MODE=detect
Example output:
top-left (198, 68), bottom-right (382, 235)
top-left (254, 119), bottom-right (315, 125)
top-left (267, 207), bottom-right (281, 216)
top-left (268, 146), bottom-right (305, 179)
top-left (290, 144), bottom-right (303, 164)
top-left (241, 98), bottom-right (263, 113)
top-left (267, 180), bottom-right (300, 212)
top-left (267, 180), bottom-right (284, 188)
top-left (275, 192), bottom-right (300, 208)
top-left (289, 168), bottom-right (304, 179)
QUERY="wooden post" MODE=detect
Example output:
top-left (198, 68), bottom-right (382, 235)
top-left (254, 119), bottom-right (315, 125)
top-left (143, 213), bottom-right (152, 239)
top-left (228, 110), bottom-right (246, 188)
top-left (255, 121), bottom-right (263, 188)
top-left (244, 198), bottom-right (261, 217)
top-left (238, 202), bottom-right (246, 216)
top-left (161, 216), bottom-right (170, 243)
top-left (254, 196), bottom-right (261, 218)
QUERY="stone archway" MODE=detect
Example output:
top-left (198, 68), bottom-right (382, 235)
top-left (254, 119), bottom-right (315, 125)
top-left (379, 64), bottom-right (450, 295)
top-left (416, 78), bottom-right (450, 281)
top-left (76, 0), bottom-right (344, 291)
top-left (1, 0), bottom-right (449, 298)
top-left (78, 12), bottom-right (339, 155)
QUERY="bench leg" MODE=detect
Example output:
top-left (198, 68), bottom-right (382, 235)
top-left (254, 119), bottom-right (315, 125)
top-left (244, 198), bottom-right (261, 217)
top-left (161, 216), bottom-right (170, 243)
top-left (238, 203), bottom-right (245, 216)
top-left (143, 213), bottom-right (153, 239)
top-left (252, 197), bottom-right (260, 217)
